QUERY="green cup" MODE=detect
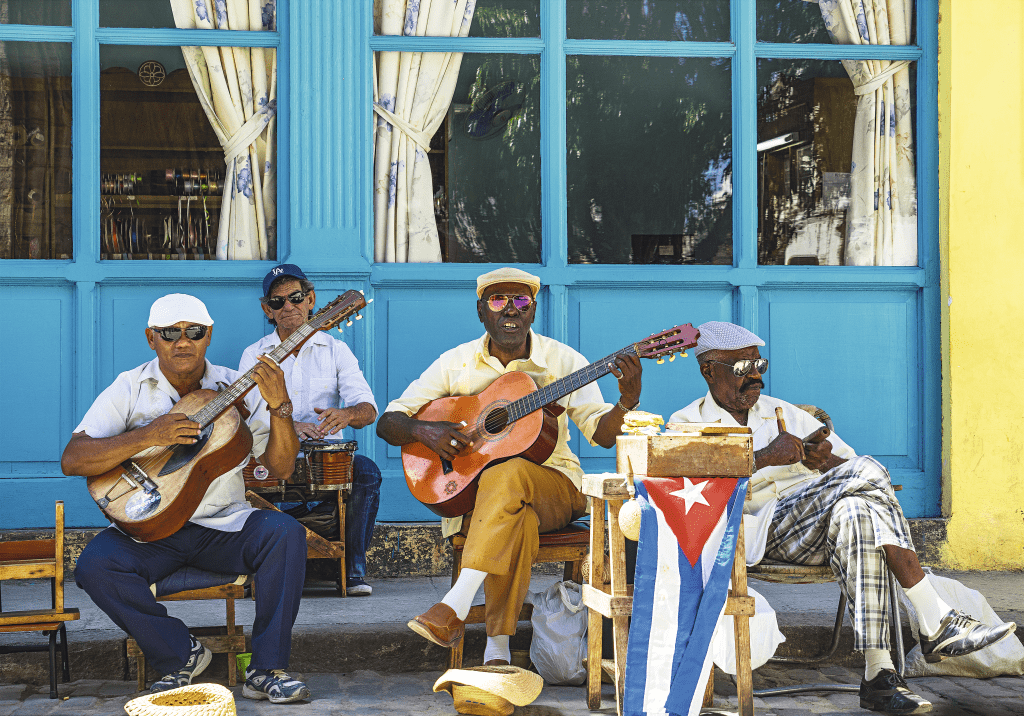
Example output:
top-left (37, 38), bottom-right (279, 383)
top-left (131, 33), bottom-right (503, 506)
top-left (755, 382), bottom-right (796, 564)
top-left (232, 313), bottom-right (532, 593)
top-left (236, 652), bottom-right (252, 674)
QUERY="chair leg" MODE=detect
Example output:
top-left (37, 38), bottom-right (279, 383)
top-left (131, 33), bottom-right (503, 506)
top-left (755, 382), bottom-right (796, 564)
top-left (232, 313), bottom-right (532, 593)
top-left (889, 569), bottom-right (905, 677)
top-left (47, 629), bottom-right (58, 699)
top-left (59, 623), bottom-right (70, 682)
top-left (136, 654), bottom-right (147, 692)
top-left (767, 590), bottom-right (848, 665)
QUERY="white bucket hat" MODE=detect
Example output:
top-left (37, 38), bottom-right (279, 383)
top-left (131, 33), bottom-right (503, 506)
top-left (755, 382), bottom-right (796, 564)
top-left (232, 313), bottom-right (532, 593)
top-left (433, 665), bottom-right (544, 716)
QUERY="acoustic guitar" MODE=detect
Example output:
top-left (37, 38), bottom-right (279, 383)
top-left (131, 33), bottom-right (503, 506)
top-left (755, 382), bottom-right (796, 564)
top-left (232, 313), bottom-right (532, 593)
top-left (85, 291), bottom-right (368, 542)
top-left (402, 324), bottom-right (700, 518)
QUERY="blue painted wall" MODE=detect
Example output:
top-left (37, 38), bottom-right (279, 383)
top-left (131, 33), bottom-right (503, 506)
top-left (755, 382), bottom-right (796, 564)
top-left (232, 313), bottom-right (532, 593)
top-left (0, 0), bottom-right (941, 529)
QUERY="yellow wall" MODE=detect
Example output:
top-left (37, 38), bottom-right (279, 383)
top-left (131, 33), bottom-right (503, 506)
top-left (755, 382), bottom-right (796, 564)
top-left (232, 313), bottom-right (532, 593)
top-left (940, 0), bottom-right (1024, 569)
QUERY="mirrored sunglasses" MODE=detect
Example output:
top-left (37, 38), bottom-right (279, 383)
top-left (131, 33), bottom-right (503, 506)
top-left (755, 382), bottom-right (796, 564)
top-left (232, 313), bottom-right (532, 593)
top-left (152, 325), bottom-right (208, 342)
top-left (485, 294), bottom-right (533, 313)
top-left (708, 358), bottom-right (769, 377)
top-left (262, 290), bottom-right (309, 310)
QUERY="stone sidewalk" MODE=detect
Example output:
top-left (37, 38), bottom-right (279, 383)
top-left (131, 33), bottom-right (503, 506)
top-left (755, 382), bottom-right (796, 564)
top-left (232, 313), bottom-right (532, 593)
top-left (2, 666), bottom-right (1023, 715)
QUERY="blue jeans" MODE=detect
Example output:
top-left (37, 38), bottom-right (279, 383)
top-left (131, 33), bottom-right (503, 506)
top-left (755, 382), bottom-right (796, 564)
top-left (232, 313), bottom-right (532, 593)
top-left (75, 510), bottom-right (306, 675)
top-left (346, 454), bottom-right (381, 580)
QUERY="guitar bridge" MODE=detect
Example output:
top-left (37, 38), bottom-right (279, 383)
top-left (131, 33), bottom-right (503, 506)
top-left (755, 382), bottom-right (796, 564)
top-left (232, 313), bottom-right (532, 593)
top-left (97, 460), bottom-right (157, 509)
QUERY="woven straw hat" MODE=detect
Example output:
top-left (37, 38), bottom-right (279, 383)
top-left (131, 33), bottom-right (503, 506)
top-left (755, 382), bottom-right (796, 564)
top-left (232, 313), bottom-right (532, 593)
top-left (434, 665), bottom-right (544, 716)
top-left (124, 683), bottom-right (236, 716)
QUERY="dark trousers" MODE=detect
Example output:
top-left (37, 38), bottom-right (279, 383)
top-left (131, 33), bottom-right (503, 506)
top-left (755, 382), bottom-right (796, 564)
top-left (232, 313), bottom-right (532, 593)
top-left (346, 455), bottom-right (381, 580)
top-left (75, 510), bottom-right (306, 675)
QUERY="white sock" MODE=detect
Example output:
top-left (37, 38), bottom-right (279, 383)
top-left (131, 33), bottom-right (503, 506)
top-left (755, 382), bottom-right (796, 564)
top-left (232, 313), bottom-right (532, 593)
top-left (864, 648), bottom-right (895, 681)
top-left (483, 634), bottom-right (511, 665)
top-left (441, 568), bottom-right (487, 621)
top-left (904, 576), bottom-right (952, 637)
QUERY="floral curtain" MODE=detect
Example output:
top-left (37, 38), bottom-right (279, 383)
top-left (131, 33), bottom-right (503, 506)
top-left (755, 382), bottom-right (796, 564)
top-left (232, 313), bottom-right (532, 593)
top-left (169, 0), bottom-right (277, 260)
top-left (373, 0), bottom-right (477, 263)
top-left (816, 0), bottom-right (917, 266)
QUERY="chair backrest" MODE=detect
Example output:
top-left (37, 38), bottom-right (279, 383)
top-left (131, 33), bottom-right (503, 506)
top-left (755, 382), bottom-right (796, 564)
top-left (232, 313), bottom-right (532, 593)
top-left (793, 404), bottom-right (834, 433)
top-left (0, 501), bottom-right (65, 611)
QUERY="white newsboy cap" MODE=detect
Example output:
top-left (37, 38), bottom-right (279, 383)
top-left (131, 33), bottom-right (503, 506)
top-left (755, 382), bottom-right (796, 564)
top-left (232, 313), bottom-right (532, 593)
top-left (476, 267), bottom-right (541, 298)
top-left (148, 293), bottom-right (214, 327)
top-left (694, 321), bottom-right (764, 357)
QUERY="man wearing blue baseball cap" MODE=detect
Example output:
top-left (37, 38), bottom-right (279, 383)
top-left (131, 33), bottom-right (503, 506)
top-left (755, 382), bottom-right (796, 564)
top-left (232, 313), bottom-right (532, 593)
top-left (240, 264), bottom-right (382, 597)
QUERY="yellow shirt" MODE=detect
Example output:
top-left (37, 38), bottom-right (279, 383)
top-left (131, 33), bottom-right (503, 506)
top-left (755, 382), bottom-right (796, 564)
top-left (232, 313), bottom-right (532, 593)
top-left (385, 330), bottom-right (614, 536)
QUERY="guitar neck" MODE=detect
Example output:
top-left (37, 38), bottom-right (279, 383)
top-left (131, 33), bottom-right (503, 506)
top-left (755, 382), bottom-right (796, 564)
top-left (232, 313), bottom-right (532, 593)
top-left (504, 343), bottom-right (640, 424)
top-left (189, 322), bottom-right (318, 428)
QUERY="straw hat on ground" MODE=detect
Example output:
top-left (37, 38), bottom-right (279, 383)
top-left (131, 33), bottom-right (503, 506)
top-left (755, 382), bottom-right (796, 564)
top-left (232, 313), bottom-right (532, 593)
top-left (433, 665), bottom-right (544, 716)
top-left (124, 683), bottom-right (235, 716)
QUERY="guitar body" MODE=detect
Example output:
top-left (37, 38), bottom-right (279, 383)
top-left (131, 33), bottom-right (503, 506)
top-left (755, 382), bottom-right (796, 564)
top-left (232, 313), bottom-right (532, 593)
top-left (85, 389), bottom-right (254, 542)
top-left (402, 372), bottom-right (560, 518)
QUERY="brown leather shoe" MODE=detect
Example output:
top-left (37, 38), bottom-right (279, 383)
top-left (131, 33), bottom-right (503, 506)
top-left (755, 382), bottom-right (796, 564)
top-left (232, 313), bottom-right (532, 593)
top-left (407, 603), bottom-right (465, 648)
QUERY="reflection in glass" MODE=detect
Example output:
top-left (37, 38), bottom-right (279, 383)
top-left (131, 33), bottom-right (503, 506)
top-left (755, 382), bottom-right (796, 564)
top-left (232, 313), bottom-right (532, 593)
top-left (101, 0), bottom-right (274, 30)
top-left (0, 1), bottom-right (70, 26)
top-left (567, 0), bottom-right (728, 41)
top-left (469, 0), bottom-right (540, 37)
top-left (567, 56), bottom-right (732, 265)
top-left (0, 42), bottom-right (72, 259)
top-left (757, 59), bottom-right (916, 266)
top-left (374, 0), bottom-right (537, 37)
top-left (440, 55), bottom-right (541, 263)
top-left (757, 0), bottom-right (914, 45)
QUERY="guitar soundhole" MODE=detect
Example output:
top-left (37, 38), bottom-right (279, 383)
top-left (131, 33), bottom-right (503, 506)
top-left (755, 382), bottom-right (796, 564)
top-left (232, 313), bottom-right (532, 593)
top-left (483, 408), bottom-right (509, 435)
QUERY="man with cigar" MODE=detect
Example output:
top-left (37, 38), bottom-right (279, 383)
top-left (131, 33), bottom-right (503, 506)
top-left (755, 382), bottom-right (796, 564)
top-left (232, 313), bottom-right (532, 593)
top-left (671, 321), bottom-right (1015, 716)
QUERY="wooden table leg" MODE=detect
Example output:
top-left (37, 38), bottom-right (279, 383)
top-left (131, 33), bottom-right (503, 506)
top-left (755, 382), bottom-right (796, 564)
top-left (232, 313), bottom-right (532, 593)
top-left (337, 489), bottom-right (347, 597)
top-left (586, 496), bottom-right (605, 710)
top-left (608, 499), bottom-right (629, 716)
top-left (731, 517), bottom-right (754, 716)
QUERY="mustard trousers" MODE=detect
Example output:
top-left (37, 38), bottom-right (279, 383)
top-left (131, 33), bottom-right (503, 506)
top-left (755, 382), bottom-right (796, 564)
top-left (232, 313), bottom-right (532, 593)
top-left (459, 458), bottom-right (588, 636)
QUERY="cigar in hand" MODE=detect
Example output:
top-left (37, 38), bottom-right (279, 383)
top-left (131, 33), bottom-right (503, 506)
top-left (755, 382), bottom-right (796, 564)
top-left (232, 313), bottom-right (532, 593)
top-left (803, 425), bottom-right (830, 445)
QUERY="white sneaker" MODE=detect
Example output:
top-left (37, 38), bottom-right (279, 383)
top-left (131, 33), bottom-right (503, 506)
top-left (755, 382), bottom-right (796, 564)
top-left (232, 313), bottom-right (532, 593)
top-left (346, 577), bottom-right (372, 596)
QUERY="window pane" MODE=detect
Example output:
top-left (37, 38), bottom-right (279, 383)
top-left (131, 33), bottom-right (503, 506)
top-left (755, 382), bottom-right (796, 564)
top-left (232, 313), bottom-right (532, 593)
top-left (567, 56), bottom-right (732, 265)
top-left (101, 45), bottom-right (277, 260)
top-left (0, 41), bottom-right (72, 260)
top-left (374, 0), bottom-right (538, 38)
top-left (101, 0), bottom-right (275, 30)
top-left (443, 54), bottom-right (541, 262)
top-left (757, 0), bottom-right (915, 44)
top-left (757, 59), bottom-right (917, 266)
top-left (0, 1), bottom-right (70, 26)
top-left (567, 0), bottom-right (729, 42)
top-left (470, 1), bottom-right (540, 37)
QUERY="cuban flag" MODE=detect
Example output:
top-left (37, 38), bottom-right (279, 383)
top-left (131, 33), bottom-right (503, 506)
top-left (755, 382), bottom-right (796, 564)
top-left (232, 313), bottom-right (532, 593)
top-left (623, 475), bottom-right (748, 716)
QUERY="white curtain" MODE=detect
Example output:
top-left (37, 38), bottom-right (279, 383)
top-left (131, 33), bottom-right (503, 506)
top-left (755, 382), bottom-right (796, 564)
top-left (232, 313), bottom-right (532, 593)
top-left (815, 0), bottom-right (917, 266)
top-left (373, 0), bottom-right (477, 263)
top-left (170, 0), bottom-right (277, 260)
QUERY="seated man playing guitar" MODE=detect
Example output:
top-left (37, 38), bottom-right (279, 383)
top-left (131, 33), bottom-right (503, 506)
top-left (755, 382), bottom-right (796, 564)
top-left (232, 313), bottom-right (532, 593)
top-left (377, 267), bottom-right (642, 666)
top-left (61, 294), bottom-right (311, 704)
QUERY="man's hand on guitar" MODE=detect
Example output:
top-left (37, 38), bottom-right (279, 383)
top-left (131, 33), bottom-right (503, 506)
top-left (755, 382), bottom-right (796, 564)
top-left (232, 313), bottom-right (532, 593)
top-left (142, 413), bottom-right (202, 446)
top-left (252, 354), bottom-right (291, 413)
top-left (412, 420), bottom-right (471, 461)
top-left (608, 354), bottom-right (642, 409)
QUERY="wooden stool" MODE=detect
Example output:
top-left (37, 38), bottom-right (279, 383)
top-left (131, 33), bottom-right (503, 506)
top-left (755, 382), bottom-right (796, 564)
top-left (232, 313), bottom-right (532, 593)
top-left (448, 522), bottom-right (590, 669)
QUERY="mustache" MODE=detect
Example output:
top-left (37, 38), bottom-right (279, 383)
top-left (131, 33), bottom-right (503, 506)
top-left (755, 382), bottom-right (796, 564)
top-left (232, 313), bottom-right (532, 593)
top-left (741, 379), bottom-right (764, 391)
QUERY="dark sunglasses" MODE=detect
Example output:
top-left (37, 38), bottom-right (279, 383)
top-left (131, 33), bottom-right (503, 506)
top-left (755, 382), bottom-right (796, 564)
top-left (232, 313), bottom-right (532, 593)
top-left (262, 290), bottom-right (309, 310)
top-left (152, 325), bottom-right (208, 342)
top-left (485, 294), bottom-right (534, 313)
top-left (707, 358), bottom-right (769, 377)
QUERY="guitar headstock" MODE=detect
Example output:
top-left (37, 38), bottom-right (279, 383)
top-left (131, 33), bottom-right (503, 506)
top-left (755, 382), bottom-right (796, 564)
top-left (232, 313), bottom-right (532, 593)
top-left (311, 290), bottom-right (368, 333)
top-left (636, 324), bottom-right (700, 364)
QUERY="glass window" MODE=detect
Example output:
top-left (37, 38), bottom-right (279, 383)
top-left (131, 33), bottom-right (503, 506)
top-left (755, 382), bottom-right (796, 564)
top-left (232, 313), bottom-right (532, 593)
top-left (0, 0), bottom-right (71, 26)
top-left (101, 0), bottom-right (275, 30)
top-left (374, 0), bottom-right (538, 37)
top-left (0, 41), bottom-right (72, 260)
top-left (756, 59), bottom-right (917, 266)
top-left (567, 55), bottom-right (732, 265)
top-left (100, 45), bottom-right (276, 260)
top-left (567, 0), bottom-right (729, 42)
top-left (470, 0), bottom-right (540, 37)
top-left (757, 0), bottom-right (914, 45)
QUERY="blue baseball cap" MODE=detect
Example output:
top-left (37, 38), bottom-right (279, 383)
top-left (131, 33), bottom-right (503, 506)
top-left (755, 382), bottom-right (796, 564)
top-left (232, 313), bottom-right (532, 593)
top-left (262, 264), bottom-right (308, 296)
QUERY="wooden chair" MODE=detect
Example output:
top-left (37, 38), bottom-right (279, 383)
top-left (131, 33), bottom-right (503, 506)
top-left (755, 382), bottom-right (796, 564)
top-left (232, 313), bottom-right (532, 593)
top-left (0, 501), bottom-right (80, 699)
top-left (447, 522), bottom-right (590, 669)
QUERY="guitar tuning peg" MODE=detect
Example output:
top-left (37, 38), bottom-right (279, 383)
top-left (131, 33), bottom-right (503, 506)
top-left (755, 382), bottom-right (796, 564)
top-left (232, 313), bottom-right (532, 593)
top-left (367, 298), bottom-right (374, 304)
top-left (355, 314), bottom-right (362, 320)
top-left (336, 327), bottom-right (343, 334)
top-left (657, 358), bottom-right (665, 365)
top-left (346, 319), bottom-right (354, 327)
top-left (358, 289), bottom-right (364, 294)
top-left (680, 351), bottom-right (687, 358)
top-left (669, 354), bottom-right (676, 362)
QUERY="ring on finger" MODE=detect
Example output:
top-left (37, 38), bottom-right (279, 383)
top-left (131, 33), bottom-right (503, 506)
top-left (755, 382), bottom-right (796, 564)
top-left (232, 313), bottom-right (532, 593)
top-left (450, 439), bottom-right (459, 448)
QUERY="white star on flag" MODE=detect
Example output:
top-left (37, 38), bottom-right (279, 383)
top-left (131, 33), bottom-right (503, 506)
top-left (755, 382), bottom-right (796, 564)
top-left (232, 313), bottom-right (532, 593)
top-left (670, 477), bottom-right (711, 514)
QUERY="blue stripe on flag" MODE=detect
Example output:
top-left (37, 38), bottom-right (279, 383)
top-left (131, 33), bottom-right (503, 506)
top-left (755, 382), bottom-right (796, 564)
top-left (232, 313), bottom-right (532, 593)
top-left (623, 482), bottom-right (657, 714)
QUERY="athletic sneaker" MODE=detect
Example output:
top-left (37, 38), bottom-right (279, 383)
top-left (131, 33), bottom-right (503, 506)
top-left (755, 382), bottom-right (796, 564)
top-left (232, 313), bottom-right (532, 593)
top-left (919, 609), bottom-right (1017, 663)
top-left (150, 635), bottom-right (211, 693)
top-left (242, 667), bottom-right (311, 704)
top-left (347, 577), bottom-right (373, 596)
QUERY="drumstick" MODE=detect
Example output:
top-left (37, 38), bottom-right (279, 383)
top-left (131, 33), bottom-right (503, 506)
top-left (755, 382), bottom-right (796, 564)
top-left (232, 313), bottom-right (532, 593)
top-left (775, 406), bottom-right (787, 433)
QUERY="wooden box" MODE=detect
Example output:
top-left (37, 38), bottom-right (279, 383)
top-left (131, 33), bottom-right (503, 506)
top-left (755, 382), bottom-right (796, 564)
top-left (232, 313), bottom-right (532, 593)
top-left (616, 427), bottom-right (754, 477)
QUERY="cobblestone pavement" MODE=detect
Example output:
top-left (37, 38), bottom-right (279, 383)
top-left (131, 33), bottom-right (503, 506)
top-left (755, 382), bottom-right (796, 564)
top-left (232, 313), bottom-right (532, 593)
top-left (2, 667), bottom-right (1023, 716)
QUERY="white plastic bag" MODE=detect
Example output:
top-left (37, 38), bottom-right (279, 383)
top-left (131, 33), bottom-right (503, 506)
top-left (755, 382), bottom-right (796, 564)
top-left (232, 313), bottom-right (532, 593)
top-left (526, 580), bottom-right (588, 685)
top-left (710, 586), bottom-right (786, 674)
top-left (898, 571), bottom-right (1024, 678)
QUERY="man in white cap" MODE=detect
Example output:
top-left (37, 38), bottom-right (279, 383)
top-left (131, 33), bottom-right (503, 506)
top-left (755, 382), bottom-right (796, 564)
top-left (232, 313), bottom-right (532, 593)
top-left (671, 321), bottom-right (1015, 716)
top-left (377, 267), bottom-right (643, 667)
top-left (62, 293), bottom-right (312, 704)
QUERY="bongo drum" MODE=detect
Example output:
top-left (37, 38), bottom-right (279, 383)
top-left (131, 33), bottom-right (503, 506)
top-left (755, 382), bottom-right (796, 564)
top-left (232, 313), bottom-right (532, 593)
top-left (242, 456), bottom-right (273, 490)
top-left (301, 440), bottom-right (357, 487)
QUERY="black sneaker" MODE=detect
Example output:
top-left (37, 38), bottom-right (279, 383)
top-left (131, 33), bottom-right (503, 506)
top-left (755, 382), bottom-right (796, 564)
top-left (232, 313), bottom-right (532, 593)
top-left (920, 609), bottom-right (1017, 663)
top-left (242, 667), bottom-right (311, 704)
top-left (149, 635), bottom-right (211, 693)
top-left (859, 669), bottom-right (931, 715)
top-left (346, 576), bottom-right (372, 596)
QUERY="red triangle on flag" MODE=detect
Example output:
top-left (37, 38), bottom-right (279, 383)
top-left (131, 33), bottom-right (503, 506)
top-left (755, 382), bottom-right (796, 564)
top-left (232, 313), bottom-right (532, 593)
top-left (642, 476), bottom-right (738, 567)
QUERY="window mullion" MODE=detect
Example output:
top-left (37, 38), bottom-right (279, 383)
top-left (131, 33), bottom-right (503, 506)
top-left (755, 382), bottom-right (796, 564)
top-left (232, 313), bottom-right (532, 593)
top-left (73, 0), bottom-right (100, 269)
top-left (542, 0), bottom-right (567, 272)
top-left (732, 0), bottom-right (757, 272)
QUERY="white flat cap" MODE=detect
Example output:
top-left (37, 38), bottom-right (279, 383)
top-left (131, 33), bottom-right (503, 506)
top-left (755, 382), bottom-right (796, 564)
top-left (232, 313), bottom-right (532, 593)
top-left (476, 267), bottom-right (541, 298)
top-left (148, 293), bottom-right (214, 327)
top-left (694, 321), bottom-right (764, 357)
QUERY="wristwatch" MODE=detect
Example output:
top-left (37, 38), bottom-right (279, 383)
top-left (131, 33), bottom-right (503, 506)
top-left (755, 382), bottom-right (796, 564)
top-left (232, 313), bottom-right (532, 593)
top-left (268, 400), bottom-right (293, 419)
